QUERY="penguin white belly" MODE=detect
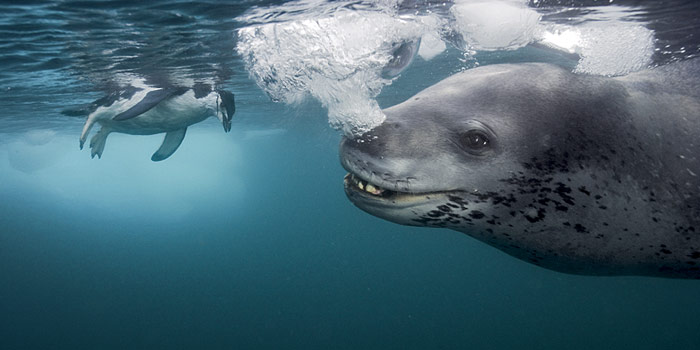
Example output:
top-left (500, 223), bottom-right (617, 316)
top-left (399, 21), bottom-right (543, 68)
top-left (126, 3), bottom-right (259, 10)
top-left (101, 91), bottom-right (216, 135)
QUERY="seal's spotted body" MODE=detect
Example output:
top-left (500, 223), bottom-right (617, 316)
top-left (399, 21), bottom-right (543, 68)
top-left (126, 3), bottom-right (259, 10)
top-left (341, 61), bottom-right (700, 278)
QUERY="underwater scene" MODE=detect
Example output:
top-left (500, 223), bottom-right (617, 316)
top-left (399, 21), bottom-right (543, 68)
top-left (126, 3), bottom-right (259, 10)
top-left (1, 0), bottom-right (700, 348)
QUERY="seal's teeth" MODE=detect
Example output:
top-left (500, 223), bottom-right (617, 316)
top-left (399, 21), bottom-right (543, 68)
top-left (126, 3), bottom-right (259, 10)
top-left (366, 184), bottom-right (380, 195)
top-left (347, 173), bottom-right (386, 196)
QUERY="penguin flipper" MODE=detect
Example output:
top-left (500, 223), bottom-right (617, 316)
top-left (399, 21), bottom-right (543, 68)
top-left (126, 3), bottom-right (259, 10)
top-left (151, 128), bottom-right (187, 162)
top-left (113, 87), bottom-right (186, 121)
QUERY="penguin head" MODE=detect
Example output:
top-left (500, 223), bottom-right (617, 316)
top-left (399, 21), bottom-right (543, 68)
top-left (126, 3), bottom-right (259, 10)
top-left (216, 89), bottom-right (235, 133)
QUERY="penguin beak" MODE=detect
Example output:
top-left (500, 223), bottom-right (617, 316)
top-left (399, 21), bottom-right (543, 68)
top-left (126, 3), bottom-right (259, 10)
top-left (216, 90), bottom-right (235, 133)
top-left (217, 111), bottom-right (232, 133)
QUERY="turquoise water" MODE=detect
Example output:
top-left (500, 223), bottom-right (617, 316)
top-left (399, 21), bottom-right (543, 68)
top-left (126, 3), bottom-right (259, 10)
top-left (1, 1), bottom-right (700, 349)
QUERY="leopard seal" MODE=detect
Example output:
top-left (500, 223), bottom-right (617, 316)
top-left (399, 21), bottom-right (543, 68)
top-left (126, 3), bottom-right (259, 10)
top-left (340, 60), bottom-right (700, 279)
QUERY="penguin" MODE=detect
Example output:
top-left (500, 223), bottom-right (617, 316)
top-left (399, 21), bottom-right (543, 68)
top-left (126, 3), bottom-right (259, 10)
top-left (77, 81), bottom-right (235, 161)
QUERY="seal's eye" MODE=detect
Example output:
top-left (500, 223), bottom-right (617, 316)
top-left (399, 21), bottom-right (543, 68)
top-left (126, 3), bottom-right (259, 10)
top-left (460, 129), bottom-right (490, 153)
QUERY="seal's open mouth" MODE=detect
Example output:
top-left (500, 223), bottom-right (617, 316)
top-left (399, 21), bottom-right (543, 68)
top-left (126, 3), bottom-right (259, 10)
top-left (343, 172), bottom-right (453, 201)
top-left (343, 171), bottom-right (458, 214)
top-left (344, 173), bottom-right (397, 198)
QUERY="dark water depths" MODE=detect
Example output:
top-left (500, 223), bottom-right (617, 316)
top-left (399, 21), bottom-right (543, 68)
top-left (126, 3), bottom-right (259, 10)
top-left (1, 1), bottom-right (700, 349)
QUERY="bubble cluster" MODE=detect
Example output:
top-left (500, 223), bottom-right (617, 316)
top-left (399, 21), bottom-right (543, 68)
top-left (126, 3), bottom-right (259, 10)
top-left (236, 0), bottom-right (657, 135)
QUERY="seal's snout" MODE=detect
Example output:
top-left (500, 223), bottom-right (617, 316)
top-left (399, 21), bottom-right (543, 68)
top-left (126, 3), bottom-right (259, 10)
top-left (340, 120), bottom-right (403, 159)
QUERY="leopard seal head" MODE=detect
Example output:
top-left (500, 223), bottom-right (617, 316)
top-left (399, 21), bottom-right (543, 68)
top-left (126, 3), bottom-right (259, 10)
top-left (340, 61), bottom-right (700, 279)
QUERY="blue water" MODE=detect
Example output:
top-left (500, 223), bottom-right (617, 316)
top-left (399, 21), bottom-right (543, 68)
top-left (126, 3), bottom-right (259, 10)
top-left (2, 1), bottom-right (700, 349)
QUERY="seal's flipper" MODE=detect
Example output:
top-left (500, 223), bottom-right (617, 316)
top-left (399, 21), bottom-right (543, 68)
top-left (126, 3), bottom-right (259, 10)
top-left (151, 128), bottom-right (187, 162)
top-left (89, 127), bottom-right (110, 159)
top-left (216, 90), bottom-right (235, 132)
top-left (113, 87), bottom-right (187, 121)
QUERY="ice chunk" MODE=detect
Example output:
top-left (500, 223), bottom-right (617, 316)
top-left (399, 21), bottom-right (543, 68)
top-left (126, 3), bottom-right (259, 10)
top-left (451, 0), bottom-right (540, 51)
top-left (418, 32), bottom-right (446, 60)
top-left (573, 24), bottom-right (654, 76)
top-left (538, 6), bottom-right (655, 76)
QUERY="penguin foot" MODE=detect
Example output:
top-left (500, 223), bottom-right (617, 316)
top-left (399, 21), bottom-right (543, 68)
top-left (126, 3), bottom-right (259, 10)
top-left (89, 127), bottom-right (110, 159)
